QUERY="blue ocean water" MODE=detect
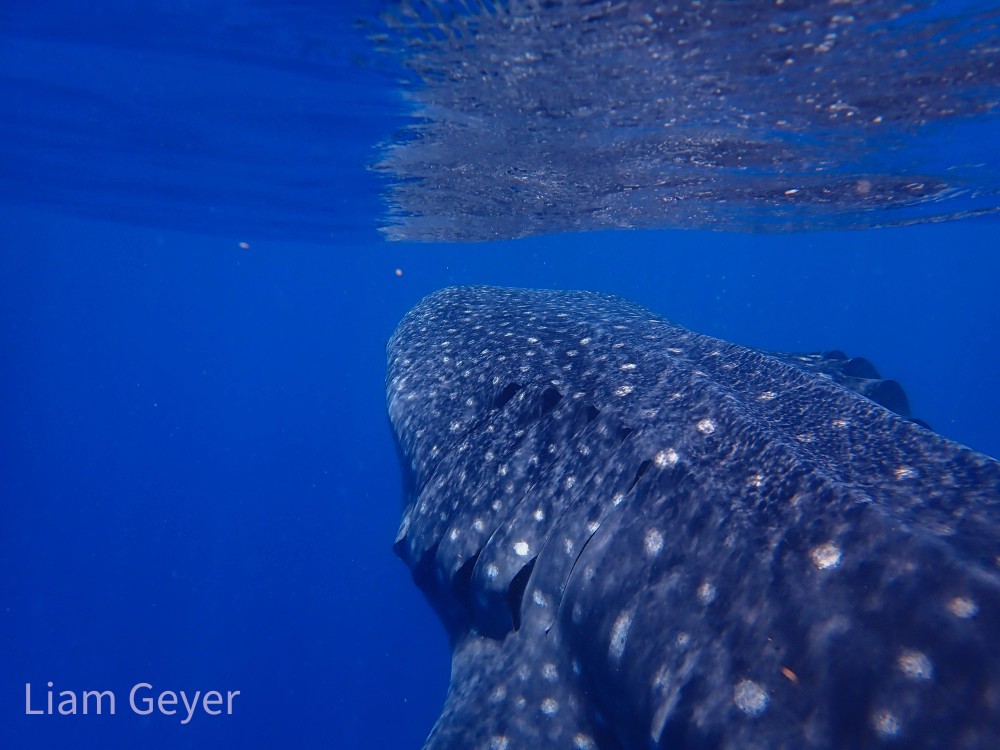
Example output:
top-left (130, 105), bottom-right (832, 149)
top-left (1, 2), bottom-right (998, 749)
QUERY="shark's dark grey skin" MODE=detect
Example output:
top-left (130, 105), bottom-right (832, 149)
top-left (387, 286), bottom-right (1000, 750)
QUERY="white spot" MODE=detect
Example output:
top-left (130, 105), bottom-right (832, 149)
top-left (542, 663), bottom-right (558, 681)
top-left (620, 363), bottom-right (637, 371)
top-left (697, 418), bottom-right (716, 435)
top-left (489, 685), bottom-right (507, 704)
top-left (587, 521), bottom-right (601, 534)
top-left (831, 418), bottom-right (849, 428)
top-left (614, 385), bottom-right (634, 397)
top-left (757, 391), bottom-right (777, 402)
top-left (540, 697), bottom-right (559, 716)
top-left (527, 337), bottom-right (539, 344)
top-left (895, 466), bottom-right (917, 480)
top-left (565, 476), bottom-right (577, 489)
top-left (533, 589), bottom-right (548, 608)
top-left (498, 464), bottom-right (508, 476)
top-left (644, 529), bottom-right (664, 556)
top-left (654, 449), bottom-right (679, 468)
top-left (449, 528), bottom-right (460, 541)
top-left (929, 521), bottom-right (955, 537)
top-left (897, 650), bottom-right (933, 680)
top-left (749, 473), bottom-right (763, 488)
top-left (734, 680), bottom-right (769, 716)
top-left (676, 632), bottom-right (690, 647)
top-left (533, 508), bottom-right (545, 522)
top-left (579, 337), bottom-right (592, 345)
top-left (563, 538), bottom-right (575, 555)
top-left (653, 664), bottom-right (671, 691)
top-left (573, 734), bottom-right (596, 750)
top-left (490, 735), bottom-right (510, 750)
top-left (612, 493), bottom-right (625, 506)
top-left (609, 611), bottom-right (633, 660)
top-left (486, 563), bottom-right (500, 580)
top-left (513, 541), bottom-right (531, 557)
top-left (449, 420), bottom-right (462, 432)
top-left (473, 518), bottom-right (486, 533)
top-left (947, 596), bottom-right (979, 618)
top-left (811, 542), bottom-right (842, 570)
top-left (697, 581), bottom-right (717, 604)
top-left (872, 709), bottom-right (901, 738)
top-left (397, 514), bottom-right (411, 538)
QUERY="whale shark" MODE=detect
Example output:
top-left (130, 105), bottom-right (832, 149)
top-left (386, 286), bottom-right (999, 750)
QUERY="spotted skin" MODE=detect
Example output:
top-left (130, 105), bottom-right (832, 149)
top-left (386, 286), bottom-right (1000, 750)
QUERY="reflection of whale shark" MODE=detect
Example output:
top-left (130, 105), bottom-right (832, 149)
top-left (387, 287), bottom-right (999, 750)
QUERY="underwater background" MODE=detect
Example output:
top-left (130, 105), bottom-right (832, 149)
top-left (1, 1), bottom-right (999, 748)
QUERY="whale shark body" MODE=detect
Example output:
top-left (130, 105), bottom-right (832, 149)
top-left (386, 286), bottom-right (999, 749)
